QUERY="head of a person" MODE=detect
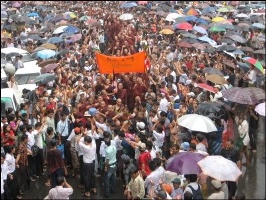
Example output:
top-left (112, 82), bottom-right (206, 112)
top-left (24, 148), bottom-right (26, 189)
top-left (84, 136), bottom-right (92, 144)
top-left (225, 138), bottom-right (234, 150)
top-left (196, 133), bottom-right (204, 143)
top-left (130, 167), bottom-right (139, 180)
top-left (149, 160), bottom-right (157, 172)
top-left (185, 174), bottom-right (198, 183)
top-left (171, 143), bottom-right (180, 155)
top-left (1, 153), bottom-right (5, 164)
top-left (56, 176), bottom-right (65, 186)
top-left (21, 134), bottom-right (28, 143)
top-left (172, 178), bottom-right (181, 189)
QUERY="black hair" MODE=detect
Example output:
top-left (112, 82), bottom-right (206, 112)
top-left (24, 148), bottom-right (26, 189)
top-left (5, 145), bottom-right (15, 154)
top-left (50, 139), bottom-right (57, 147)
top-left (153, 157), bottom-right (162, 167)
top-left (84, 136), bottom-right (92, 143)
top-left (56, 176), bottom-right (65, 185)
top-left (21, 134), bottom-right (28, 142)
top-left (148, 160), bottom-right (156, 171)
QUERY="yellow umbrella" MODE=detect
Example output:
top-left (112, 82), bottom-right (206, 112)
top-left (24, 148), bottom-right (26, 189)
top-left (212, 16), bottom-right (226, 22)
top-left (159, 29), bottom-right (174, 35)
top-left (206, 74), bottom-right (226, 85)
top-left (40, 43), bottom-right (58, 50)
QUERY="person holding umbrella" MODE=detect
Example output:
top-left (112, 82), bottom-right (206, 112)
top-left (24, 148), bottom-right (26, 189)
top-left (207, 179), bottom-right (225, 199)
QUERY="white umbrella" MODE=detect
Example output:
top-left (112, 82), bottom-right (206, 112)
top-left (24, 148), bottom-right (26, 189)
top-left (235, 13), bottom-right (249, 18)
top-left (119, 13), bottom-right (133, 21)
top-left (53, 26), bottom-right (68, 34)
top-left (255, 102), bottom-right (265, 116)
top-left (197, 155), bottom-right (242, 182)
top-left (165, 13), bottom-right (184, 20)
top-left (177, 114), bottom-right (217, 133)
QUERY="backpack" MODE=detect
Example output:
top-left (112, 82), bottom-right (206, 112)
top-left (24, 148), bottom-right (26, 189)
top-left (188, 184), bottom-right (204, 200)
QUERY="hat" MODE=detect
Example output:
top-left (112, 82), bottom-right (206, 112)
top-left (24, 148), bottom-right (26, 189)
top-left (137, 122), bottom-right (145, 130)
top-left (139, 143), bottom-right (146, 151)
top-left (121, 154), bottom-right (130, 162)
top-left (84, 111), bottom-right (91, 117)
top-left (156, 190), bottom-right (167, 199)
top-left (172, 178), bottom-right (181, 183)
top-left (187, 92), bottom-right (195, 97)
top-left (211, 179), bottom-right (222, 189)
top-left (181, 142), bottom-right (190, 151)
top-left (74, 127), bottom-right (81, 134)
top-left (185, 80), bottom-right (192, 85)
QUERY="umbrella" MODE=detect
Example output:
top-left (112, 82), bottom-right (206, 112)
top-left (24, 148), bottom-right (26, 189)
top-left (209, 26), bottom-right (226, 32)
top-left (33, 46), bottom-right (47, 52)
top-left (159, 29), bottom-right (174, 35)
top-left (195, 83), bottom-right (217, 94)
top-left (193, 26), bottom-right (208, 35)
top-left (205, 74), bottom-right (226, 85)
top-left (3, 24), bottom-right (17, 31)
top-left (37, 49), bottom-right (56, 59)
top-left (58, 49), bottom-right (69, 56)
top-left (181, 32), bottom-right (197, 39)
top-left (38, 59), bottom-right (57, 68)
top-left (231, 49), bottom-right (245, 55)
top-left (242, 57), bottom-right (264, 74)
top-left (138, 1), bottom-right (148, 5)
top-left (255, 102), bottom-right (265, 116)
top-left (186, 8), bottom-right (200, 16)
top-left (203, 47), bottom-right (216, 53)
top-left (192, 43), bottom-right (206, 50)
top-left (79, 15), bottom-right (90, 21)
top-left (47, 37), bottom-right (63, 44)
top-left (41, 63), bottom-right (58, 73)
top-left (35, 73), bottom-right (56, 84)
top-left (203, 67), bottom-right (224, 76)
top-left (240, 46), bottom-right (254, 53)
top-left (217, 7), bottom-right (229, 13)
top-left (223, 61), bottom-right (236, 69)
top-left (198, 35), bottom-right (217, 46)
top-left (120, 2), bottom-right (138, 8)
top-left (235, 13), bottom-right (249, 18)
top-left (27, 12), bottom-right (39, 17)
top-left (216, 45), bottom-right (237, 52)
top-left (119, 13), bottom-right (133, 21)
top-left (12, 2), bottom-right (21, 8)
top-left (28, 35), bottom-right (42, 41)
top-left (178, 41), bottom-right (192, 48)
top-left (184, 16), bottom-right (198, 22)
top-left (212, 16), bottom-right (226, 22)
top-left (253, 49), bottom-right (266, 55)
top-left (40, 43), bottom-right (57, 50)
top-left (197, 155), bottom-right (242, 182)
top-left (63, 26), bottom-right (80, 34)
top-left (60, 32), bottom-right (74, 38)
top-left (221, 87), bottom-right (265, 105)
top-left (229, 35), bottom-right (247, 44)
top-left (64, 12), bottom-right (77, 19)
top-left (196, 102), bottom-right (228, 119)
top-left (166, 152), bottom-right (205, 175)
top-left (177, 114), bottom-right (218, 133)
top-left (174, 22), bottom-right (193, 30)
top-left (251, 23), bottom-right (265, 29)
top-left (166, 13), bottom-right (183, 20)
top-left (53, 26), bottom-right (68, 34)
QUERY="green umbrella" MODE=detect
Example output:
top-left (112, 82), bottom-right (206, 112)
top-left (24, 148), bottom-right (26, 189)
top-left (217, 7), bottom-right (229, 13)
top-left (79, 15), bottom-right (90, 21)
top-left (209, 26), bottom-right (226, 32)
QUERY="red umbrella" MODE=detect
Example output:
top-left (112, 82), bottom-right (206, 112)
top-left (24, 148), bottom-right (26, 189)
top-left (196, 83), bottom-right (217, 93)
top-left (192, 43), bottom-right (206, 50)
top-left (174, 22), bottom-right (193, 30)
top-left (178, 41), bottom-right (192, 48)
top-left (138, 1), bottom-right (148, 5)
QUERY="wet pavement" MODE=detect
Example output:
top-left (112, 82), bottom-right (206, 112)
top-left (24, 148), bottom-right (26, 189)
top-left (23, 116), bottom-right (265, 199)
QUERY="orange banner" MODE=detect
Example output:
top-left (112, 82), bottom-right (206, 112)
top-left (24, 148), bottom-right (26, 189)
top-left (95, 51), bottom-right (146, 74)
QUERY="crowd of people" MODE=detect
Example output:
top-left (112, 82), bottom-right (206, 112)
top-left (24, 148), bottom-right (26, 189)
top-left (1, 1), bottom-right (265, 200)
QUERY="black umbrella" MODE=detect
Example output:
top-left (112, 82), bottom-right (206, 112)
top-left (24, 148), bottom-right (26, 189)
top-left (196, 102), bottom-right (229, 120)
top-left (216, 45), bottom-right (237, 52)
top-left (203, 67), bottom-right (224, 76)
top-left (28, 35), bottom-right (43, 41)
top-left (3, 24), bottom-right (17, 31)
top-left (58, 49), bottom-right (70, 56)
top-left (35, 73), bottom-right (56, 84)
top-left (204, 47), bottom-right (216, 53)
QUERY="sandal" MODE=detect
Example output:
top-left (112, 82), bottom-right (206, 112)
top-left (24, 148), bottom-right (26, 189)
top-left (83, 192), bottom-right (90, 198)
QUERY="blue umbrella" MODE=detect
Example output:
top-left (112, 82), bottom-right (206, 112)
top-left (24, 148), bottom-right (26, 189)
top-left (201, 6), bottom-right (216, 15)
top-left (37, 49), bottom-right (56, 59)
top-left (251, 23), bottom-right (265, 29)
top-left (237, 62), bottom-right (250, 72)
top-left (185, 16), bottom-right (198, 22)
top-left (198, 35), bottom-right (217, 46)
top-left (195, 18), bottom-right (209, 25)
top-left (47, 37), bottom-right (64, 44)
top-left (193, 26), bottom-right (208, 35)
top-left (60, 32), bottom-right (74, 38)
top-left (27, 12), bottom-right (39, 17)
top-left (120, 2), bottom-right (138, 8)
top-left (63, 25), bottom-right (80, 34)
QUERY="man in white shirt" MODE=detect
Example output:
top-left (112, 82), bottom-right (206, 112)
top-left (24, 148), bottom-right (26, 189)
top-left (152, 122), bottom-right (165, 150)
top-left (48, 176), bottom-right (73, 200)
top-left (158, 93), bottom-right (169, 113)
top-left (77, 135), bottom-right (97, 198)
top-left (247, 65), bottom-right (257, 87)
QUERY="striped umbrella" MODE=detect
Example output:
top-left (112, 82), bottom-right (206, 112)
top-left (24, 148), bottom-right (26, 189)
top-left (242, 57), bottom-right (265, 74)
